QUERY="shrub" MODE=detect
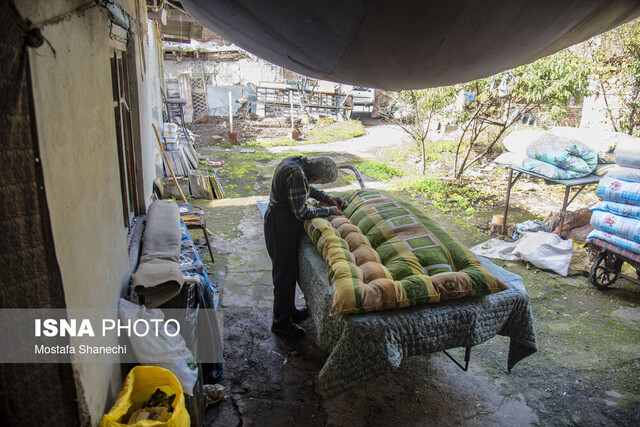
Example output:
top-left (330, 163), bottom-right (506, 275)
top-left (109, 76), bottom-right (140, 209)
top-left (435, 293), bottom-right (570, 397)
top-left (358, 161), bottom-right (404, 181)
top-left (305, 119), bottom-right (365, 144)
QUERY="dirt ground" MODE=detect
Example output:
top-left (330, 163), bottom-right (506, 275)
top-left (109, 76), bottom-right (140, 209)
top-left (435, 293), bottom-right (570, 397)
top-left (189, 115), bottom-right (289, 143)
top-left (183, 114), bottom-right (640, 426)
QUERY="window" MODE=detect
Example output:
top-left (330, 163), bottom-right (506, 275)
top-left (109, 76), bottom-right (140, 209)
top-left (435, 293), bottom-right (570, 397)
top-left (110, 49), bottom-right (141, 230)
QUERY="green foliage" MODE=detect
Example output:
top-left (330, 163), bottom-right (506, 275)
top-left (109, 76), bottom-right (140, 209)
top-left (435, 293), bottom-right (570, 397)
top-left (423, 139), bottom-right (458, 162)
top-left (394, 87), bottom-right (458, 120)
top-left (510, 52), bottom-right (593, 123)
top-left (396, 176), bottom-right (479, 213)
top-left (305, 119), bottom-right (366, 143)
top-left (397, 176), bottom-right (444, 193)
top-left (358, 161), bottom-right (404, 181)
top-left (241, 138), bottom-right (297, 147)
top-left (452, 50), bottom-right (592, 179)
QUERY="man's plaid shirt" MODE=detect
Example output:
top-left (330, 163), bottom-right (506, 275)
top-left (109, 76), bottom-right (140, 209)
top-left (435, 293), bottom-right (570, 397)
top-left (269, 156), bottom-right (332, 221)
top-left (286, 168), bottom-right (332, 221)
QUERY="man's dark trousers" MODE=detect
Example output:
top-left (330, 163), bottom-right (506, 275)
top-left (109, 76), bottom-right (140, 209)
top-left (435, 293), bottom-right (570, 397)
top-left (264, 203), bottom-right (303, 325)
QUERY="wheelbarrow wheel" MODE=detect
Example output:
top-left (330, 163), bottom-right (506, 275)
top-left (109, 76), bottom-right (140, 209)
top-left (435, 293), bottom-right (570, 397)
top-left (590, 251), bottom-right (623, 290)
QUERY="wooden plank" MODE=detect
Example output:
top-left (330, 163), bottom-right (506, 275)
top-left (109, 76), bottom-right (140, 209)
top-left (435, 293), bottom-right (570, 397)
top-left (189, 172), bottom-right (213, 199)
top-left (209, 176), bottom-right (220, 199)
top-left (209, 170), bottom-right (225, 199)
top-left (178, 151), bottom-right (188, 176)
top-left (172, 151), bottom-right (186, 177)
top-left (183, 142), bottom-right (199, 168)
top-left (168, 151), bottom-right (179, 176)
top-left (165, 151), bottom-right (180, 176)
top-left (212, 169), bottom-right (225, 198)
top-left (180, 146), bottom-right (195, 172)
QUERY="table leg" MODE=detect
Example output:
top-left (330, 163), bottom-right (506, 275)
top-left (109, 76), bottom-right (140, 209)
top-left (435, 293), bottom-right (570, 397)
top-left (556, 184), bottom-right (589, 238)
top-left (557, 186), bottom-right (571, 237)
top-left (202, 224), bottom-right (215, 263)
top-left (502, 169), bottom-right (522, 235)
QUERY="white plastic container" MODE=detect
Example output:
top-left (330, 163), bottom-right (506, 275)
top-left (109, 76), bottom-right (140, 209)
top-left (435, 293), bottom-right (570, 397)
top-left (165, 141), bottom-right (179, 151)
top-left (163, 122), bottom-right (178, 138)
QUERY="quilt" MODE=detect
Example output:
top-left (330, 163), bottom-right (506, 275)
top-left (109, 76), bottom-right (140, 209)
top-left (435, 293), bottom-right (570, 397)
top-left (495, 129), bottom-right (600, 179)
top-left (590, 211), bottom-right (640, 244)
top-left (305, 189), bottom-right (507, 315)
top-left (586, 229), bottom-right (640, 255)
top-left (591, 201), bottom-right (640, 220)
top-left (525, 137), bottom-right (597, 175)
top-left (597, 176), bottom-right (640, 206)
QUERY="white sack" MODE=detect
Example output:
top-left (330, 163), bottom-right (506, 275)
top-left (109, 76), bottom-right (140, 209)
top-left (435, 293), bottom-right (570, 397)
top-left (502, 129), bottom-right (546, 155)
top-left (512, 231), bottom-right (573, 276)
top-left (469, 238), bottom-right (519, 261)
top-left (118, 298), bottom-right (199, 395)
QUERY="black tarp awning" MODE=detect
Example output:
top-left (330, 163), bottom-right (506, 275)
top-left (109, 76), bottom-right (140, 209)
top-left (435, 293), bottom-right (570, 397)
top-left (181, 0), bottom-right (640, 90)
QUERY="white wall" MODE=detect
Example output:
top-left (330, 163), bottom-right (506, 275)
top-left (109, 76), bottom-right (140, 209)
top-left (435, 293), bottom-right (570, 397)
top-left (137, 18), bottom-right (166, 207)
top-left (580, 82), bottom-right (619, 131)
top-left (18, 0), bottom-right (159, 423)
top-left (163, 53), bottom-right (283, 87)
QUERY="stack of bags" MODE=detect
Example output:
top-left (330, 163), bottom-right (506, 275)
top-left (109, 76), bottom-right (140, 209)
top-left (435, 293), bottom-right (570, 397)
top-left (494, 127), bottom-right (627, 180)
top-left (586, 137), bottom-right (640, 254)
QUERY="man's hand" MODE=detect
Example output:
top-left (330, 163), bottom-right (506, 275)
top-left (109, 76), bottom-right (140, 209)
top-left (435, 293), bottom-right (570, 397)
top-left (328, 196), bottom-right (347, 210)
top-left (330, 206), bottom-right (342, 216)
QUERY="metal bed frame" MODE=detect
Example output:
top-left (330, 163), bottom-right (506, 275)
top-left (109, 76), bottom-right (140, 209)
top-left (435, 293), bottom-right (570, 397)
top-left (500, 165), bottom-right (601, 237)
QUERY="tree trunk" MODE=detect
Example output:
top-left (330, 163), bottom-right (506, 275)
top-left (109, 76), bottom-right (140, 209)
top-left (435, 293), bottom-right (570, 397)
top-left (421, 140), bottom-right (426, 174)
top-left (421, 104), bottom-right (435, 175)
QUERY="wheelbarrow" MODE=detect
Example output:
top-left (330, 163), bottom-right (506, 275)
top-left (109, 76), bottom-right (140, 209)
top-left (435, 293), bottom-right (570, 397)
top-left (587, 238), bottom-right (640, 290)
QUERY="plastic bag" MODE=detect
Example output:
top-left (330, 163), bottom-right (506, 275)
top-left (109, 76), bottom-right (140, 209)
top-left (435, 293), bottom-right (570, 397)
top-left (502, 129), bottom-right (545, 155)
top-left (512, 231), bottom-right (573, 276)
top-left (512, 220), bottom-right (548, 240)
top-left (119, 299), bottom-right (198, 395)
top-left (469, 238), bottom-right (519, 261)
top-left (100, 366), bottom-right (190, 426)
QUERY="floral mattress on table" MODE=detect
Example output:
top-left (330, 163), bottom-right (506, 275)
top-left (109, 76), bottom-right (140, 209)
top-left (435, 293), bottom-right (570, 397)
top-left (294, 189), bottom-right (537, 397)
top-left (305, 189), bottom-right (507, 315)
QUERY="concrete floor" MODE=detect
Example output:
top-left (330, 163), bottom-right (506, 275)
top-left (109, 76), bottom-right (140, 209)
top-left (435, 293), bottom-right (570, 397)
top-left (194, 122), bottom-right (640, 426)
top-left (197, 194), bottom-right (640, 426)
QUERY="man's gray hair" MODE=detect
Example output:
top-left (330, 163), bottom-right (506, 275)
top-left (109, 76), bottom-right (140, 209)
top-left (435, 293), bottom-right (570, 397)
top-left (306, 157), bottom-right (338, 183)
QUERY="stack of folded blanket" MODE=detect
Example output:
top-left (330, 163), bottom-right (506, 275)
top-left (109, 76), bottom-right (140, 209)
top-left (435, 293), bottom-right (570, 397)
top-left (586, 138), bottom-right (640, 254)
top-left (494, 127), bottom-right (631, 179)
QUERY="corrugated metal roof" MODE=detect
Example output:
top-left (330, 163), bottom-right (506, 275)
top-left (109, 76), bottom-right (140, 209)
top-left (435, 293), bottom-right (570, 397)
top-left (147, 0), bottom-right (203, 43)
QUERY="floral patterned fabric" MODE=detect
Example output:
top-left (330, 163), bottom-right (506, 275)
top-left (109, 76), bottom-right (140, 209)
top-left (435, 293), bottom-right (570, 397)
top-left (496, 130), bottom-right (600, 179)
top-left (591, 200), bottom-right (640, 219)
top-left (590, 211), bottom-right (640, 244)
top-left (587, 172), bottom-right (640, 255)
top-left (587, 230), bottom-right (640, 255)
top-left (525, 137), bottom-right (597, 175)
top-left (597, 176), bottom-right (640, 206)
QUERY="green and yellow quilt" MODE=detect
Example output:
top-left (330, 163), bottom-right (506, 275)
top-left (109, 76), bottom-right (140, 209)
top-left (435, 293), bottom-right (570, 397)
top-left (305, 189), bottom-right (507, 315)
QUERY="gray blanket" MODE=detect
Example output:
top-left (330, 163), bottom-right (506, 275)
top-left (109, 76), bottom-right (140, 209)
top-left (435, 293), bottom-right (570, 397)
top-left (132, 200), bottom-right (184, 307)
top-left (298, 235), bottom-right (537, 397)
